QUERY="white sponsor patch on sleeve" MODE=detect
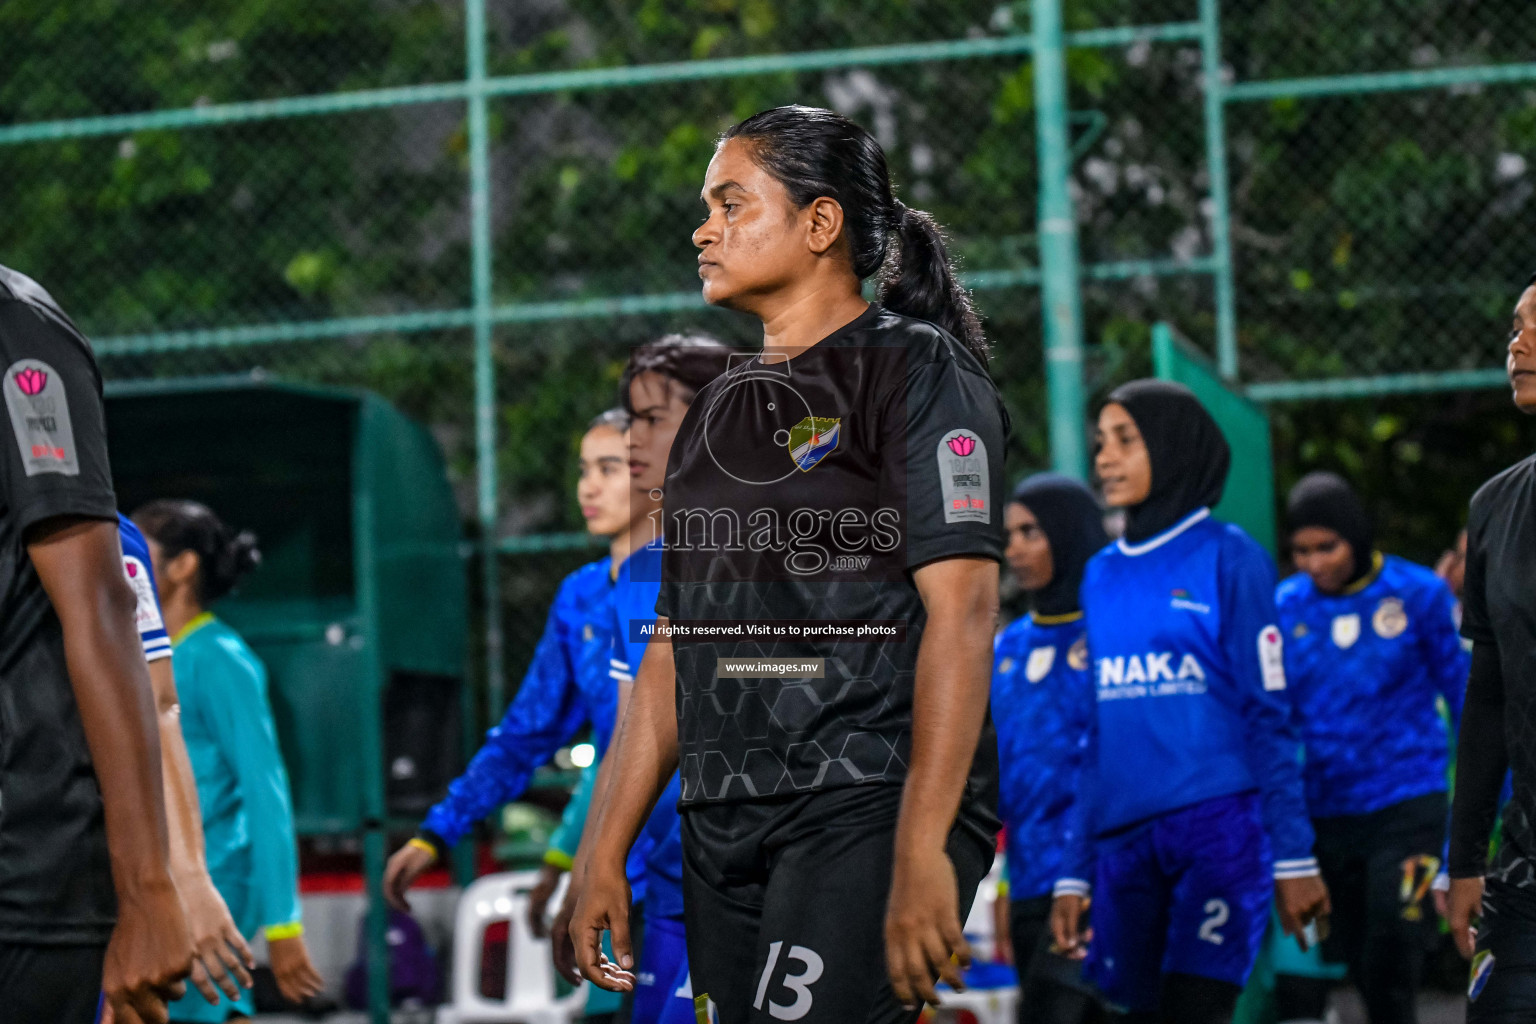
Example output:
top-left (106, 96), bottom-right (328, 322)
top-left (123, 556), bottom-right (165, 637)
top-left (1258, 624), bottom-right (1286, 691)
top-left (3, 359), bottom-right (79, 476)
top-left (936, 428), bottom-right (990, 524)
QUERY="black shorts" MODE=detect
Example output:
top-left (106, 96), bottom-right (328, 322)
top-left (0, 941), bottom-right (107, 1023)
top-left (681, 785), bottom-right (996, 1024)
top-left (1469, 876), bottom-right (1536, 1022)
top-left (1312, 792), bottom-right (1445, 966)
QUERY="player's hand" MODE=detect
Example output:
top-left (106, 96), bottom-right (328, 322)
top-left (269, 934), bottom-right (325, 1005)
top-left (992, 891), bottom-right (1013, 965)
top-left (1448, 876), bottom-right (1485, 960)
top-left (550, 885), bottom-right (583, 985)
top-left (383, 840), bottom-right (437, 913)
top-left (886, 844), bottom-right (970, 1008)
top-left (528, 862), bottom-right (565, 939)
top-left (1049, 893), bottom-right (1091, 959)
top-left (569, 858), bottom-right (636, 992)
top-left (1276, 874), bottom-right (1332, 952)
top-left (175, 870), bottom-right (255, 1003)
top-left (103, 877), bottom-right (194, 1024)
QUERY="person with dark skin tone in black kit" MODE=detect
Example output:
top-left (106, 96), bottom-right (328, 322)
top-left (567, 105), bottom-right (1008, 1024)
top-left (1446, 273), bottom-right (1536, 1017)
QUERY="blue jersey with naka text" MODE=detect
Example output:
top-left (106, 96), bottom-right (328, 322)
top-left (1079, 509), bottom-right (1315, 872)
top-left (992, 613), bottom-right (1094, 901)
top-left (1276, 554), bottom-right (1467, 818)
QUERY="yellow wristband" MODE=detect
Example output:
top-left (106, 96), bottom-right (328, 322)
top-left (544, 849), bottom-right (575, 871)
top-left (408, 837), bottom-right (440, 859)
top-left (264, 921), bottom-right (304, 942)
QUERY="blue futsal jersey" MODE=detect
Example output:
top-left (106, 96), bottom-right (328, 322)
top-left (1075, 508), bottom-right (1316, 878)
top-left (991, 611), bottom-right (1094, 901)
top-left (1276, 554), bottom-right (1467, 818)
top-left (422, 557), bottom-right (616, 846)
top-left (609, 540), bottom-right (687, 921)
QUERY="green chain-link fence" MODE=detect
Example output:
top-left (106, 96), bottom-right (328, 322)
top-left (5, 0), bottom-right (1535, 781)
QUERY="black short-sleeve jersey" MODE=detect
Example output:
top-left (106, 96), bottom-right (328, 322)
top-left (1461, 453), bottom-right (1536, 877)
top-left (657, 306), bottom-right (1007, 807)
top-left (0, 265), bottom-right (117, 944)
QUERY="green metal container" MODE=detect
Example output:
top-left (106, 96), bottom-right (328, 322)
top-left (105, 376), bottom-right (468, 834)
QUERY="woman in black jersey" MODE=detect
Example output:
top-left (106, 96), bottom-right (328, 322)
top-left (1447, 272), bottom-right (1536, 1016)
top-left (569, 106), bottom-right (1009, 1023)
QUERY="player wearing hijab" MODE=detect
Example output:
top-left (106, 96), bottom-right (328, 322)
top-left (1051, 380), bottom-right (1329, 1024)
top-left (992, 474), bottom-right (1107, 1024)
top-left (570, 105), bottom-right (1007, 1024)
top-left (1273, 472), bottom-right (1466, 1024)
top-left (1447, 274), bottom-right (1536, 1015)
top-left (382, 409), bottom-right (653, 910)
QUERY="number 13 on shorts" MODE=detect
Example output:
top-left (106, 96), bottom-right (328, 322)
top-left (753, 941), bottom-right (825, 1021)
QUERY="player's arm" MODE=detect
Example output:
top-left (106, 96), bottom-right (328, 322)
top-left (29, 519), bottom-right (194, 1021)
top-left (385, 588), bottom-right (586, 909)
top-left (148, 656), bottom-right (255, 1003)
top-left (887, 556), bottom-right (999, 1007)
top-left (569, 623), bottom-right (679, 992)
top-left (1447, 507), bottom-right (1503, 958)
top-left (529, 758), bottom-right (597, 938)
top-left (1050, 683), bottom-right (1098, 957)
top-left (199, 654), bottom-right (322, 1003)
top-left (1217, 532), bottom-right (1329, 948)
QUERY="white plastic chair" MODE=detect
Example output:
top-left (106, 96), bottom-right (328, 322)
top-left (440, 869), bottom-right (586, 1024)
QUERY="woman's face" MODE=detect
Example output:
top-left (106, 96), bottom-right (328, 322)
top-left (143, 535), bottom-right (198, 607)
top-left (1508, 284), bottom-right (1536, 413)
top-left (1095, 403), bottom-right (1153, 508)
top-left (1004, 502), bottom-right (1054, 592)
top-left (627, 371), bottom-right (693, 495)
top-left (692, 138), bottom-right (838, 311)
top-left (576, 425), bottom-right (631, 537)
top-left (1290, 525), bottom-right (1356, 594)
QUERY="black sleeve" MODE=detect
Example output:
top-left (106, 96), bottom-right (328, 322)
top-left (881, 357), bottom-right (1008, 570)
top-left (0, 301), bottom-right (116, 533)
top-left (1460, 498), bottom-right (1495, 645)
top-left (1449, 641), bottom-right (1508, 878)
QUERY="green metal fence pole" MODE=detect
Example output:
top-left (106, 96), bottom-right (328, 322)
top-left (466, 0), bottom-right (505, 727)
top-left (1033, 0), bottom-right (1089, 480)
top-left (1200, 0), bottom-right (1239, 380)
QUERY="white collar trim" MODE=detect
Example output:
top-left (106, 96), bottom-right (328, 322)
top-left (1117, 507), bottom-right (1212, 556)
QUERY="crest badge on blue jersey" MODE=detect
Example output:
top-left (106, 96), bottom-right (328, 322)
top-left (787, 416), bottom-right (840, 471)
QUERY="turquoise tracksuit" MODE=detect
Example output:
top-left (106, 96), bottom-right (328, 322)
top-left (168, 613), bottom-right (303, 1023)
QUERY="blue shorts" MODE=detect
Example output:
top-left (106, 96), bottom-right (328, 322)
top-left (633, 915), bottom-right (696, 1024)
top-left (1085, 791), bottom-right (1272, 1013)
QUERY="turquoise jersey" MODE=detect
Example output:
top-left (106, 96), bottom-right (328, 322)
top-left (169, 613), bottom-right (302, 1022)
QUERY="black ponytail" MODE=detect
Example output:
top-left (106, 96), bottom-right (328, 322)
top-left (722, 105), bottom-right (987, 364)
top-left (132, 499), bottom-right (262, 604)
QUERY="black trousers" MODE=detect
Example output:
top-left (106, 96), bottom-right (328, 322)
top-left (1468, 875), bottom-right (1536, 1022)
top-left (682, 785), bottom-right (995, 1024)
top-left (1008, 895), bottom-right (1103, 1024)
top-left (1311, 792), bottom-right (1446, 1024)
top-left (0, 940), bottom-right (107, 1024)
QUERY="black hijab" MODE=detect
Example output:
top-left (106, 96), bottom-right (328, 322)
top-left (1285, 471), bottom-right (1376, 586)
top-left (1011, 473), bottom-right (1110, 617)
top-left (1106, 379), bottom-right (1230, 544)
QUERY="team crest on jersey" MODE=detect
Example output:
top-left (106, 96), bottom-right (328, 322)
top-left (1331, 613), bottom-right (1361, 649)
top-left (582, 623), bottom-right (594, 642)
top-left (1292, 622), bottom-right (1309, 639)
top-left (1068, 636), bottom-right (1089, 671)
top-left (997, 656), bottom-right (1015, 674)
top-left (1026, 646), bottom-right (1056, 683)
top-left (1373, 597), bottom-right (1408, 639)
top-left (787, 416), bottom-right (840, 471)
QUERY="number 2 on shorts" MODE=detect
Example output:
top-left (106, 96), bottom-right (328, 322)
top-left (753, 940), bottom-right (825, 1021)
top-left (1199, 898), bottom-right (1230, 945)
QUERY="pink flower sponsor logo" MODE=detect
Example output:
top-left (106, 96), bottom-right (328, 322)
top-left (14, 367), bottom-right (47, 396)
top-left (946, 433), bottom-right (976, 457)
